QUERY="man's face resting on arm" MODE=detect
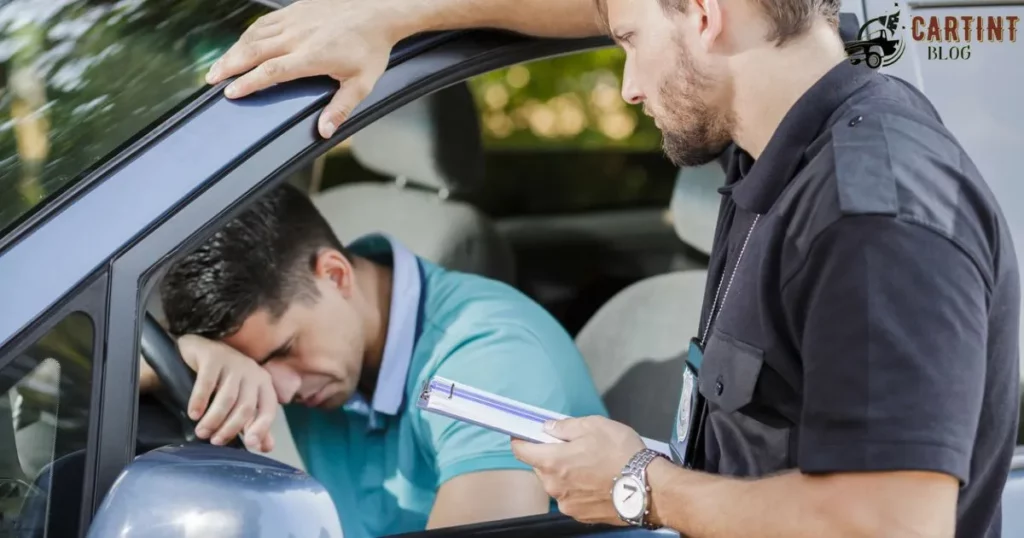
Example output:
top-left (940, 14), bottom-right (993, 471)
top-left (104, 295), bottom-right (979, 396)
top-left (149, 185), bottom-right (371, 453)
top-left (147, 184), bottom-right (553, 530)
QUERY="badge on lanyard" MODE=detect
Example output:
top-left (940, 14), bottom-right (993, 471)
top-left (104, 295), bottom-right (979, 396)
top-left (670, 338), bottom-right (705, 467)
top-left (669, 214), bottom-right (760, 469)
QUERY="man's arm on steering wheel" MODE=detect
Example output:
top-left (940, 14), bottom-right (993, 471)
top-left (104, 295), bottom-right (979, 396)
top-left (138, 334), bottom-right (277, 452)
top-left (139, 359), bottom-right (160, 393)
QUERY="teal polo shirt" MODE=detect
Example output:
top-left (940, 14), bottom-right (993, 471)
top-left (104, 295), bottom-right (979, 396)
top-left (283, 234), bottom-right (608, 538)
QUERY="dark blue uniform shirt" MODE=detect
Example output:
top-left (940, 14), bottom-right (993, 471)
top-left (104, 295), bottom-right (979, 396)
top-left (696, 59), bottom-right (1020, 538)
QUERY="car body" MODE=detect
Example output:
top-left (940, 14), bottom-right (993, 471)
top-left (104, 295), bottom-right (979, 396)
top-left (0, 0), bottom-right (1021, 537)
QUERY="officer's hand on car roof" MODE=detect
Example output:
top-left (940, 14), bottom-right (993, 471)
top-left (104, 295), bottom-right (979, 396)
top-left (205, 0), bottom-right (398, 139)
top-left (177, 334), bottom-right (278, 453)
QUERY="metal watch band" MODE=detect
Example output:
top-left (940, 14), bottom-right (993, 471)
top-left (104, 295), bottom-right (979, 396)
top-left (620, 448), bottom-right (665, 529)
top-left (624, 448), bottom-right (662, 475)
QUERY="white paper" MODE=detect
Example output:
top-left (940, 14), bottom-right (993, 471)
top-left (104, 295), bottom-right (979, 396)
top-left (417, 375), bottom-right (671, 457)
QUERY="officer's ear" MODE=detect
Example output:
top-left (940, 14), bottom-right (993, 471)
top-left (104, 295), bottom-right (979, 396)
top-left (691, 0), bottom-right (724, 53)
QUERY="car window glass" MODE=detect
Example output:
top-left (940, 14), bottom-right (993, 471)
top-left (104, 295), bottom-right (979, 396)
top-left (0, 0), bottom-right (270, 239)
top-left (0, 312), bottom-right (94, 538)
top-left (317, 48), bottom-right (679, 217)
top-left (468, 48), bottom-right (677, 217)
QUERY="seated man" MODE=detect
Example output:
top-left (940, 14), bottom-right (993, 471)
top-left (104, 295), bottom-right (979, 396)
top-left (140, 183), bottom-right (608, 538)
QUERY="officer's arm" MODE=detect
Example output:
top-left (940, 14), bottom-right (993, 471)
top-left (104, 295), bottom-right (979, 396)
top-left (426, 469), bottom-right (550, 529)
top-left (393, 0), bottom-right (605, 39)
top-left (643, 463), bottom-right (957, 537)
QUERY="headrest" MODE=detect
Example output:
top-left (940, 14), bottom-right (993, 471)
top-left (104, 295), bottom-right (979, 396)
top-left (350, 82), bottom-right (484, 197)
top-left (669, 160), bottom-right (727, 256)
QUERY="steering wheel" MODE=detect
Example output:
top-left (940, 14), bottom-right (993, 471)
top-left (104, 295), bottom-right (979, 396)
top-left (139, 312), bottom-right (245, 449)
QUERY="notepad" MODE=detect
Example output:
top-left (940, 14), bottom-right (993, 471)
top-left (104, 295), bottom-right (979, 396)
top-left (417, 375), bottom-right (671, 457)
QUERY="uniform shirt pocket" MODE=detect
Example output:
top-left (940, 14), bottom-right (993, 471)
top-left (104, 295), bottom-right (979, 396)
top-left (698, 329), bottom-right (764, 413)
top-left (699, 328), bottom-right (793, 477)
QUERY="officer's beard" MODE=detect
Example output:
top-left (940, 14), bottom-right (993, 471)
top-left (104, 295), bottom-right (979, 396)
top-left (656, 35), bottom-right (735, 168)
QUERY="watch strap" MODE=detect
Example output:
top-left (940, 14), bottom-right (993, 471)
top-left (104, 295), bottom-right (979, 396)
top-left (619, 448), bottom-right (665, 529)
top-left (623, 448), bottom-right (662, 477)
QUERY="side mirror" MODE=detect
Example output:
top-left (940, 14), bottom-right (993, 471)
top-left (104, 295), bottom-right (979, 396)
top-left (87, 444), bottom-right (343, 538)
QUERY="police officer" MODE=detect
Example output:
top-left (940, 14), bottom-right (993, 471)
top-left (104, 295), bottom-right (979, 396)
top-left (206, 0), bottom-right (1020, 536)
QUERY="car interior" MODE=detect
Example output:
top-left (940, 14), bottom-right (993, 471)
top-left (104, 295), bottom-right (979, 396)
top-left (240, 76), bottom-right (725, 467)
top-left (130, 59), bottom-right (728, 496)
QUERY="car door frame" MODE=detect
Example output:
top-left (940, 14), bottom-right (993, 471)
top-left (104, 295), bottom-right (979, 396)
top-left (0, 269), bottom-right (108, 537)
top-left (88, 28), bottom-right (613, 535)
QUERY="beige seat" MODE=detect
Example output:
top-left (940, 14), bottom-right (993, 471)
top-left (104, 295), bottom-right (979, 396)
top-left (312, 82), bottom-right (516, 285)
top-left (575, 160), bottom-right (725, 440)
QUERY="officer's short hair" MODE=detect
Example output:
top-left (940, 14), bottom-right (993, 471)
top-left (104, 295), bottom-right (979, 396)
top-left (594, 0), bottom-right (841, 46)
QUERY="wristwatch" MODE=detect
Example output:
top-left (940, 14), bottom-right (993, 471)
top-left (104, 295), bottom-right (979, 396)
top-left (611, 448), bottom-right (664, 529)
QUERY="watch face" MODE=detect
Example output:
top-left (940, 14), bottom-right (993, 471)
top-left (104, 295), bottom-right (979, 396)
top-left (612, 475), bottom-right (645, 520)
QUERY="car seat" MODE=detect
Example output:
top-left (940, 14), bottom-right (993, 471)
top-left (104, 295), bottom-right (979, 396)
top-left (312, 81), bottom-right (516, 285)
top-left (574, 159), bottom-right (725, 440)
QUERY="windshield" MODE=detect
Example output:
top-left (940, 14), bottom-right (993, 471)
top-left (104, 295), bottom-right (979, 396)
top-left (0, 0), bottom-right (270, 240)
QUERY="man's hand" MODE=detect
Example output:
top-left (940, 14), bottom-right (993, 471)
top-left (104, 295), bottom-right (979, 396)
top-left (177, 334), bottom-right (277, 453)
top-left (510, 416), bottom-right (646, 525)
top-left (206, 0), bottom-right (395, 138)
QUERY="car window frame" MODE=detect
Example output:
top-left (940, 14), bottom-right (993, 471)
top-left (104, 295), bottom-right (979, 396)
top-left (0, 83), bottom-right (229, 257)
top-left (0, 268), bottom-right (107, 538)
top-left (95, 28), bottom-right (614, 536)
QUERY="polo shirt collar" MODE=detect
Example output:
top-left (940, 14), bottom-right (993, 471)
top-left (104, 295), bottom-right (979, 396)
top-left (730, 58), bottom-right (877, 214)
top-left (343, 233), bottom-right (422, 430)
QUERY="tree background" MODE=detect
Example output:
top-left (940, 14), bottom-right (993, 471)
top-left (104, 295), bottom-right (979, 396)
top-left (467, 48), bottom-right (662, 150)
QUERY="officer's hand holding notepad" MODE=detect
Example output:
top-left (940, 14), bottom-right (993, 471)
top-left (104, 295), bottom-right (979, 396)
top-left (417, 375), bottom-right (671, 457)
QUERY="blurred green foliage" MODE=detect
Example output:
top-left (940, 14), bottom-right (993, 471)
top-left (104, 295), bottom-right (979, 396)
top-left (454, 48), bottom-right (678, 216)
top-left (467, 48), bottom-right (664, 150)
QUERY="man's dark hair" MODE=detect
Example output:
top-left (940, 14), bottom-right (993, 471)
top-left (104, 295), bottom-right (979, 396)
top-left (595, 0), bottom-right (841, 46)
top-left (160, 183), bottom-right (349, 339)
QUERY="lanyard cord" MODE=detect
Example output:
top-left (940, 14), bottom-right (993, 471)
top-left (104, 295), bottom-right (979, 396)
top-left (699, 213), bottom-right (761, 347)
